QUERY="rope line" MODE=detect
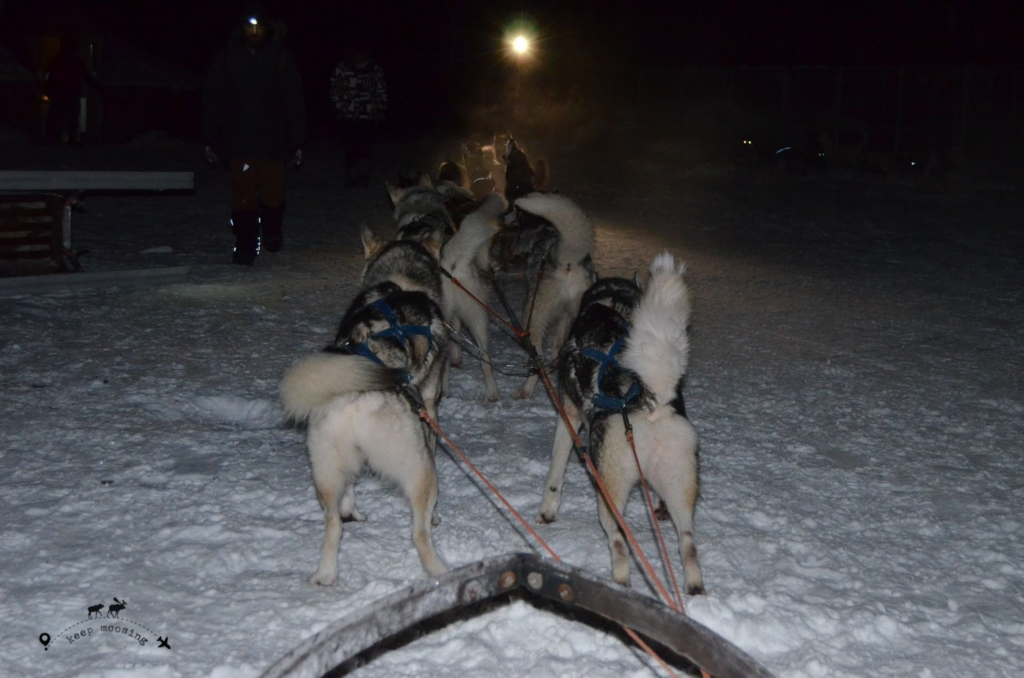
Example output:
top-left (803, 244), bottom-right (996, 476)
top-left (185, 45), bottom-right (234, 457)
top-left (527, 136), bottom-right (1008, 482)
top-left (418, 407), bottom-right (680, 678)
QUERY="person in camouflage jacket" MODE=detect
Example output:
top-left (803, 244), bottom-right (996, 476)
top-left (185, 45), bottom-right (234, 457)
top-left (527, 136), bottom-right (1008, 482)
top-left (329, 49), bottom-right (387, 187)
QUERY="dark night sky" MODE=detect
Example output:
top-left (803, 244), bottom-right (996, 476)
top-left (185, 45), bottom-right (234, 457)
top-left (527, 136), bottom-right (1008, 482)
top-left (5, 0), bottom-right (1022, 71)
top-left (2, 0), bottom-right (1020, 135)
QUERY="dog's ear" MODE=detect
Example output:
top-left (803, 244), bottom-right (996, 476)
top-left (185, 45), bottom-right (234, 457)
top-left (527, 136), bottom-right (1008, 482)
top-left (361, 224), bottom-right (384, 260)
top-left (418, 173), bottom-right (433, 188)
top-left (634, 271), bottom-right (643, 290)
top-left (385, 181), bottom-right (404, 206)
top-left (421, 228), bottom-right (443, 260)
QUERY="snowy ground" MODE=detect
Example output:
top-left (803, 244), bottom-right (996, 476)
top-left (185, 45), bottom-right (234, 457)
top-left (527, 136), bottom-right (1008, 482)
top-left (1, 139), bottom-right (1023, 678)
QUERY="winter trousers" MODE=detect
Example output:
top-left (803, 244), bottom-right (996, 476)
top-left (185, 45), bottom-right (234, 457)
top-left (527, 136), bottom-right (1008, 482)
top-left (340, 120), bottom-right (378, 186)
top-left (229, 158), bottom-right (286, 263)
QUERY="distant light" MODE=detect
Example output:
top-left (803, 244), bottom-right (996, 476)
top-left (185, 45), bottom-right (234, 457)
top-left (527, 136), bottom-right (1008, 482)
top-left (248, 17), bottom-right (258, 25)
top-left (511, 35), bottom-right (529, 55)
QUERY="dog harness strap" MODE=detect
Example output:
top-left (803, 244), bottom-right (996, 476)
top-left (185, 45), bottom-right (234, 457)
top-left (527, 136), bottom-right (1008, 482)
top-left (367, 299), bottom-right (434, 348)
top-left (581, 334), bottom-right (642, 412)
top-left (340, 341), bottom-right (386, 366)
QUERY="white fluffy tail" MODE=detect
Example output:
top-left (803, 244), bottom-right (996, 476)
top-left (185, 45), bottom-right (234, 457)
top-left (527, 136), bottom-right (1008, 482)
top-left (620, 252), bottom-right (691, 411)
top-left (441, 194), bottom-right (505, 274)
top-left (280, 353), bottom-right (402, 423)
top-left (513, 193), bottom-right (595, 264)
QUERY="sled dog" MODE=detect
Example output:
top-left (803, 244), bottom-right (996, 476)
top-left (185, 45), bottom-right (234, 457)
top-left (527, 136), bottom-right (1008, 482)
top-left (434, 178), bottom-right (480, 229)
top-left (387, 175), bottom-right (458, 244)
top-left (440, 192), bottom-right (507, 401)
top-left (437, 158), bottom-right (471, 190)
top-left (496, 192), bottom-right (596, 399)
top-left (503, 137), bottom-right (537, 203)
top-left (462, 141), bottom-right (497, 201)
top-left (537, 254), bottom-right (705, 594)
top-left (390, 174), bottom-right (511, 401)
top-left (280, 234), bottom-right (449, 584)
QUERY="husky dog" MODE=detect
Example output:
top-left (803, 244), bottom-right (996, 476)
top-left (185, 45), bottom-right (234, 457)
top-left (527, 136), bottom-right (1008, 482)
top-left (280, 234), bottom-right (450, 584)
top-left (387, 175), bottom-right (458, 244)
top-left (462, 141), bottom-right (489, 180)
top-left (440, 193), bottom-right (507, 402)
top-left (437, 158), bottom-right (470, 190)
top-left (503, 137), bottom-right (536, 203)
top-left (485, 132), bottom-right (512, 168)
top-left (389, 176), bottom-right (513, 402)
top-left (462, 141), bottom-right (497, 201)
top-left (434, 179), bottom-right (480, 229)
top-left (499, 192), bottom-right (596, 399)
top-left (538, 254), bottom-right (704, 595)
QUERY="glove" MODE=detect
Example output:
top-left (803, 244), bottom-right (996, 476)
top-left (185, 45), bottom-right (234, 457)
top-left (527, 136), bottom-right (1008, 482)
top-left (293, 149), bottom-right (304, 167)
top-left (204, 146), bottom-right (219, 165)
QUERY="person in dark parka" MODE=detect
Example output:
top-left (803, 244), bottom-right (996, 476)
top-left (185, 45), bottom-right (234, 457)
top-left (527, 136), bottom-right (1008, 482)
top-left (202, 6), bottom-right (307, 265)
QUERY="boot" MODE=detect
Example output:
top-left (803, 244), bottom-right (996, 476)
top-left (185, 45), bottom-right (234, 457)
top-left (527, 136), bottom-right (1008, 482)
top-left (259, 203), bottom-right (285, 253)
top-left (231, 211), bottom-right (260, 265)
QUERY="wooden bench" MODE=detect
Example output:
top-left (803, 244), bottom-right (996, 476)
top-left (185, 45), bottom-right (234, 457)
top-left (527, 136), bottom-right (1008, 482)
top-left (0, 171), bottom-right (193, 276)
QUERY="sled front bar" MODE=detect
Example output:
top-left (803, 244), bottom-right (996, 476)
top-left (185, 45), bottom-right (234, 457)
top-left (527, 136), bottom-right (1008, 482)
top-left (260, 553), bottom-right (775, 678)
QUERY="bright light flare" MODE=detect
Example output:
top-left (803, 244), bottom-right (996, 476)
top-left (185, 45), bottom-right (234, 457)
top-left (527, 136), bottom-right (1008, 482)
top-left (511, 35), bottom-right (530, 55)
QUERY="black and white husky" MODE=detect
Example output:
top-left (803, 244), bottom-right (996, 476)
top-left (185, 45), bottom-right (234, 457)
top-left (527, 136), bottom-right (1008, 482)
top-left (537, 253), bottom-right (705, 595)
top-left (280, 234), bottom-right (450, 585)
top-left (386, 176), bottom-right (459, 244)
top-left (388, 177), bottom-right (508, 402)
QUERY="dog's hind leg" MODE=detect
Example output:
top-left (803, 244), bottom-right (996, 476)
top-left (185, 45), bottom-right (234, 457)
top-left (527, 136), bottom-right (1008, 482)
top-left (308, 426), bottom-right (361, 586)
top-left (340, 484), bottom-right (366, 523)
top-left (462, 300), bottom-right (499, 402)
top-left (441, 353), bottom-right (452, 399)
top-left (538, 402), bottom-right (580, 523)
top-left (369, 410), bottom-right (447, 576)
top-left (448, 316), bottom-right (464, 369)
top-left (595, 453), bottom-right (638, 586)
top-left (515, 314), bottom-right (547, 398)
top-left (405, 462), bottom-right (447, 577)
top-left (646, 418), bottom-right (705, 595)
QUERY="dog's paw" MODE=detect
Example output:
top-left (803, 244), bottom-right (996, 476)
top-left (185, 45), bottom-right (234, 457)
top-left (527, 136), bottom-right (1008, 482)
top-left (309, 570), bottom-right (338, 587)
top-left (341, 509), bottom-right (366, 523)
top-left (431, 512), bottom-right (441, 527)
top-left (686, 583), bottom-right (706, 596)
top-left (512, 389), bottom-right (529, 400)
top-left (484, 390), bottom-right (500, 403)
top-left (451, 355), bottom-right (463, 369)
top-left (537, 511), bottom-right (557, 524)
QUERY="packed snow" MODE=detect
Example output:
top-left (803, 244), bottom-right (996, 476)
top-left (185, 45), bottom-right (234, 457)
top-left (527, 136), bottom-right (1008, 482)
top-left (1, 139), bottom-right (1022, 678)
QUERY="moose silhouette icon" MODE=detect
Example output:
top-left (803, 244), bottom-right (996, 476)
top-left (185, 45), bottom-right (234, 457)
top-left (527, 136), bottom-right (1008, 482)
top-left (106, 597), bottom-right (126, 618)
top-left (86, 603), bottom-right (104, 619)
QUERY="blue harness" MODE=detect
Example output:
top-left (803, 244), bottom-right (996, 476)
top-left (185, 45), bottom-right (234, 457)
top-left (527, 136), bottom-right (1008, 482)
top-left (580, 333), bottom-right (642, 412)
top-left (344, 299), bottom-right (433, 380)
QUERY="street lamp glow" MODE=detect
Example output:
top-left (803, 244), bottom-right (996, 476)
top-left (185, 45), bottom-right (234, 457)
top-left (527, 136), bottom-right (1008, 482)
top-left (511, 35), bottom-right (529, 55)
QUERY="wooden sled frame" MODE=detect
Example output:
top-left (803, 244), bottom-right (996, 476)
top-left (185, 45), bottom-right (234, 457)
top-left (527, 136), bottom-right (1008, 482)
top-left (260, 553), bottom-right (775, 678)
